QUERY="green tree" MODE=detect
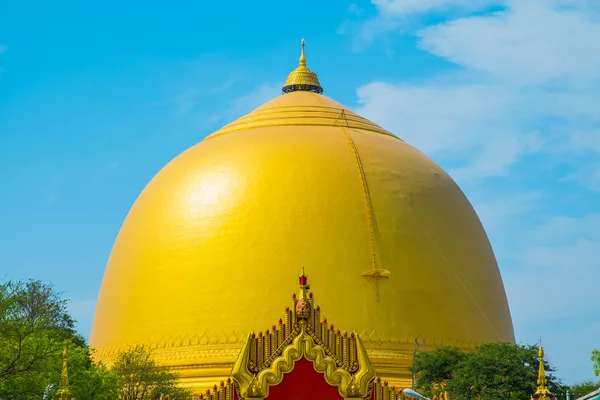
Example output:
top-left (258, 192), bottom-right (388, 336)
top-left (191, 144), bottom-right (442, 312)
top-left (0, 280), bottom-right (78, 380)
top-left (67, 346), bottom-right (120, 400)
top-left (410, 346), bottom-right (467, 395)
top-left (410, 343), bottom-right (562, 400)
top-left (592, 349), bottom-right (600, 379)
top-left (0, 280), bottom-right (81, 399)
top-left (569, 381), bottom-right (600, 398)
top-left (0, 279), bottom-right (120, 399)
top-left (112, 346), bottom-right (192, 400)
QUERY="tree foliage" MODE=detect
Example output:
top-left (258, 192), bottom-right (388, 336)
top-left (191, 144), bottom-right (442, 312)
top-left (65, 346), bottom-right (120, 400)
top-left (0, 280), bottom-right (119, 399)
top-left (592, 349), bottom-right (600, 379)
top-left (409, 346), bottom-right (467, 394)
top-left (0, 280), bottom-right (81, 398)
top-left (410, 343), bottom-right (563, 400)
top-left (112, 346), bottom-right (192, 400)
top-left (0, 279), bottom-right (193, 399)
top-left (569, 381), bottom-right (600, 398)
top-left (0, 280), bottom-right (78, 381)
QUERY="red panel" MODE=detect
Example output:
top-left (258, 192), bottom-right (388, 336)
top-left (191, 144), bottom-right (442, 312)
top-left (266, 358), bottom-right (344, 400)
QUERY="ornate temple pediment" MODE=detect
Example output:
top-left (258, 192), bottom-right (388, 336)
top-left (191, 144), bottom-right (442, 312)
top-left (231, 271), bottom-right (375, 399)
top-left (195, 272), bottom-right (450, 400)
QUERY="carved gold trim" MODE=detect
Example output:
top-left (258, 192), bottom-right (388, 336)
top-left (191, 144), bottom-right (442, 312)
top-left (196, 377), bottom-right (236, 400)
top-left (370, 377), bottom-right (450, 400)
top-left (92, 332), bottom-right (479, 364)
top-left (232, 321), bottom-right (375, 399)
top-left (92, 272), bottom-right (475, 398)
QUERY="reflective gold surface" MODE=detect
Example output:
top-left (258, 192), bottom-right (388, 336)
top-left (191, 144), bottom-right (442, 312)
top-left (90, 90), bottom-right (514, 391)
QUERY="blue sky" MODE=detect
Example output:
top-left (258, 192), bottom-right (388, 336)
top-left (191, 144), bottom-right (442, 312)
top-left (1, 0), bottom-right (599, 386)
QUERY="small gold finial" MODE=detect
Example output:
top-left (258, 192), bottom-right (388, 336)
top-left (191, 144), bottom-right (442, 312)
top-left (298, 266), bottom-right (310, 299)
top-left (54, 346), bottom-right (74, 400)
top-left (534, 345), bottom-right (552, 400)
top-left (282, 39), bottom-right (323, 94)
top-left (300, 39), bottom-right (306, 66)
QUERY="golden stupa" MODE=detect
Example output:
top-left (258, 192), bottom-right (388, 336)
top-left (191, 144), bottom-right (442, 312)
top-left (90, 41), bottom-right (514, 392)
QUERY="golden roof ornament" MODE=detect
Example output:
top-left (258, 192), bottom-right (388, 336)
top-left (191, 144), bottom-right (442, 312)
top-left (295, 266), bottom-right (311, 319)
top-left (534, 345), bottom-right (552, 400)
top-left (231, 275), bottom-right (376, 399)
top-left (282, 39), bottom-right (323, 94)
top-left (54, 347), bottom-right (74, 400)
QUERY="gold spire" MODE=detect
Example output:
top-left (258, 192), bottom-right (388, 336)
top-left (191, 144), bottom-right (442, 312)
top-left (54, 347), bottom-right (74, 400)
top-left (299, 39), bottom-right (307, 67)
top-left (534, 345), bottom-right (552, 400)
top-left (282, 39), bottom-right (323, 94)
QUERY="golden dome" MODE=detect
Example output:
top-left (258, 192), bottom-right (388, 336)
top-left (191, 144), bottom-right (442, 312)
top-left (90, 47), bottom-right (514, 391)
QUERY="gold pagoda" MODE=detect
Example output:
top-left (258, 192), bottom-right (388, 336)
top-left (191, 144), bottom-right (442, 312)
top-left (90, 41), bottom-right (515, 396)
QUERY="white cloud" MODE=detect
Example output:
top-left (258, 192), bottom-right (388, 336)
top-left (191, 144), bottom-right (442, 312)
top-left (373, 0), bottom-right (499, 15)
top-left (567, 130), bottom-right (600, 154)
top-left (166, 78), bottom-right (239, 119)
top-left (354, 0), bottom-right (600, 183)
top-left (505, 214), bottom-right (600, 325)
top-left (473, 192), bottom-right (544, 231)
top-left (356, 82), bottom-right (511, 154)
top-left (194, 83), bottom-right (281, 128)
top-left (355, 80), bottom-right (544, 179)
top-left (348, 3), bottom-right (364, 16)
top-left (526, 213), bottom-right (600, 244)
top-left (345, 0), bottom-right (502, 49)
top-left (169, 89), bottom-right (203, 118)
top-left (157, 56), bottom-right (280, 134)
top-left (417, 1), bottom-right (600, 84)
top-left (457, 195), bottom-right (600, 382)
top-left (496, 212), bottom-right (600, 384)
top-left (563, 164), bottom-right (600, 192)
top-left (0, 45), bottom-right (6, 74)
top-left (227, 83), bottom-right (280, 121)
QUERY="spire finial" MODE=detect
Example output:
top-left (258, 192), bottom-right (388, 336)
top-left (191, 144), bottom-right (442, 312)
top-left (282, 39), bottom-right (323, 94)
top-left (299, 39), bottom-right (306, 66)
top-left (534, 344), bottom-right (552, 400)
top-left (54, 346), bottom-right (74, 400)
top-left (296, 267), bottom-right (311, 319)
